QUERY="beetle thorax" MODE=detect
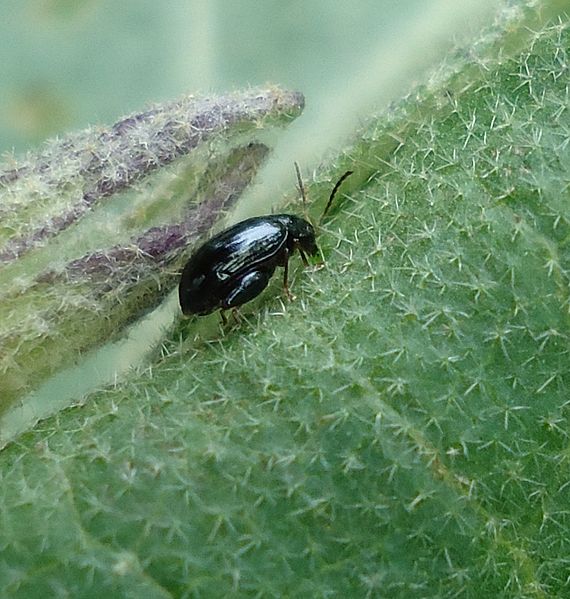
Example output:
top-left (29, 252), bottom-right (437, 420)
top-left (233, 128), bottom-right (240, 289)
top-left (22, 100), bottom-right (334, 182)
top-left (273, 214), bottom-right (318, 256)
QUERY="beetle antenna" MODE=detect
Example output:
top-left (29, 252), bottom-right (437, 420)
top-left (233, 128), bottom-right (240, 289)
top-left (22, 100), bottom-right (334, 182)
top-left (294, 162), bottom-right (309, 217)
top-left (320, 170), bottom-right (354, 224)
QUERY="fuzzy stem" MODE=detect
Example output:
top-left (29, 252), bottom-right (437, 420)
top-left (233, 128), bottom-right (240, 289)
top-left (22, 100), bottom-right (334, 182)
top-left (0, 88), bottom-right (304, 411)
top-left (0, 88), bottom-right (304, 263)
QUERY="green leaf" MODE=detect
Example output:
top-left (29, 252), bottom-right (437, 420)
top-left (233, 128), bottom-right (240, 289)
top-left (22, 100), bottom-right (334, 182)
top-left (1, 6), bottom-right (569, 598)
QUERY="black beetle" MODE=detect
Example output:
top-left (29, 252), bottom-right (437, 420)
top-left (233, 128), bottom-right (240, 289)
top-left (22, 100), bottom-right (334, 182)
top-left (178, 166), bottom-right (353, 320)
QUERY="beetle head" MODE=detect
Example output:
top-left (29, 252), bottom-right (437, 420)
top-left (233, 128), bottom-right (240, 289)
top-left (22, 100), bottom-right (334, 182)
top-left (285, 215), bottom-right (318, 256)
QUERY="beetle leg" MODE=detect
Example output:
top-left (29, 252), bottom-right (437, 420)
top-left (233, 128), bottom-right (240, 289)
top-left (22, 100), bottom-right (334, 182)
top-left (299, 246), bottom-right (324, 270)
top-left (219, 309), bottom-right (241, 326)
top-left (282, 249), bottom-right (295, 301)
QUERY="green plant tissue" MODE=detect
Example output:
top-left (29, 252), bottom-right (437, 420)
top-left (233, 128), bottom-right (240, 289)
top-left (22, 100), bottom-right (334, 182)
top-left (1, 7), bottom-right (569, 599)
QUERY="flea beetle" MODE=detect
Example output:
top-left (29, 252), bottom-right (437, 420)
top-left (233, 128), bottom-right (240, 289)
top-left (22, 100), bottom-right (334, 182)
top-left (178, 165), bottom-right (353, 319)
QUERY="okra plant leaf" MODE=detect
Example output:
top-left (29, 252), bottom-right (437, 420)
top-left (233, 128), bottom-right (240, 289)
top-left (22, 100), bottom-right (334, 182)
top-left (0, 2), bottom-right (569, 597)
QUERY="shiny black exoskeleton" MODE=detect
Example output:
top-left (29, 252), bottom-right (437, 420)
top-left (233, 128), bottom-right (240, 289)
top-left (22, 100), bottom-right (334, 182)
top-left (179, 168), bottom-right (352, 318)
top-left (179, 214), bottom-right (316, 316)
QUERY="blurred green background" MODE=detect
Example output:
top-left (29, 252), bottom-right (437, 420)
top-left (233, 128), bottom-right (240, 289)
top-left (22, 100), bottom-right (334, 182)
top-left (1, 0), bottom-right (456, 154)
